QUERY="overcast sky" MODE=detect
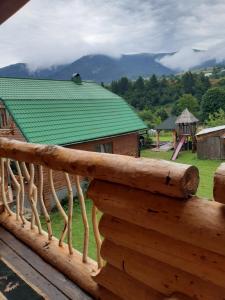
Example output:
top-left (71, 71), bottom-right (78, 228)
top-left (1, 0), bottom-right (225, 71)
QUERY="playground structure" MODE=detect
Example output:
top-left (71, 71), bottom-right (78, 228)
top-left (155, 109), bottom-right (199, 160)
top-left (155, 116), bottom-right (177, 150)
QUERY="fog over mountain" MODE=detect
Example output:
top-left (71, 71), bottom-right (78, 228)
top-left (0, 50), bottom-right (223, 83)
top-left (0, 53), bottom-right (174, 83)
top-left (1, 0), bottom-right (225, 72)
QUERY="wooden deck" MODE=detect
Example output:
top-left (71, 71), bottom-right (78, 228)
top-left (0, 226), bottom-right (92, 300)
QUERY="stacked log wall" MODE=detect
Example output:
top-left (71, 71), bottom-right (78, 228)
top-left (88, 163), bottom-right (225, 300)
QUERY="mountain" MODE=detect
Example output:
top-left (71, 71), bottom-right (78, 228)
top-left (0, 53), bottom-right (174, 83)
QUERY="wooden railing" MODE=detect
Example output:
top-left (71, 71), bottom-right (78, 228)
top-left (0, 138), bottom-right (225, 299)
top-left (0, 138), bottom-right (103, 297)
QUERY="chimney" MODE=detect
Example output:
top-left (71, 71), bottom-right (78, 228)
top-left (71, 73), bottom-right (82, 84)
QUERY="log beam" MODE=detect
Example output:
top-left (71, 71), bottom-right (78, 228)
top-left (99, 215), bottom-right (225, 289)
top-left (0, 0), bottom-right (30, 24)
top-left (0, 138), bottom-right (199, 198)
top-left (94, 264), bottom-right (164, 300)
top-left (89, 180), bottom-right (225, 257)
top-left (101, 240), bottom-right (225, 300)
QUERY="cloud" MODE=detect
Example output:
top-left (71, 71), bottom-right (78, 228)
top-left (1, 0), bottom-right (225, 70)
top-left (159, 41), bottom-right (225, 71)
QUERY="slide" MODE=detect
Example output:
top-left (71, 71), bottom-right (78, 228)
top-left (171, 136), bottom-right (186, 161)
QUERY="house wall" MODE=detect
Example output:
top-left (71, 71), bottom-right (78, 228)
top-left (67, 132), bottom-right (139, 157)
top-left (197, 129), bottom-right (225, 159)
top-left (0, 120), bottom-right (26, 142)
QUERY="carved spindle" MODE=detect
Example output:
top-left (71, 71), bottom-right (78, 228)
top-left (65, 173), bottom-right (73, 255)
top-left (74, 175), bottom-right (89, 263)
top-left (38, 165), bottom-right (52, 240)
top-left (7, 159), bottom-right (20, 221)
top-left (0, 158), bottom-right (12, 215)
top-left (21, 162), bottom-right (35, 225)
top-left (15, 162), bottom-right (26, 224)
top-left (92, 204), bottom-right (103, 269)
top-left (21, 161), bottom-right (30, 181)
top-left (28, 164), bottom-right (42, 234)
top-left (48, 169), bottom-right (68, 246)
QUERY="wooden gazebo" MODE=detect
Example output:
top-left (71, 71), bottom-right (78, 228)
top-left (176, 108), bottom-right (199, 136)
top-left (155, 115), bottom-right (177, 149)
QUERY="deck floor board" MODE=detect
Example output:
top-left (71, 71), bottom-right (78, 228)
top-left (0, 226), bottom-right (92, 300)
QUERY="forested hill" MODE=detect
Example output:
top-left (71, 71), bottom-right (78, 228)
top-left (107, 72), bottom-right (225, 128)
top-left (0, 53), bottom-right (174, 82)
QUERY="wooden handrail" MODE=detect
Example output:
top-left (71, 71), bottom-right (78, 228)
top-left (0, 138), bottom-right (199, 198)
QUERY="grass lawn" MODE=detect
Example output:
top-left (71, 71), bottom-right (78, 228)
top-left (41, 199), bottom-right (99, 260)
top-left (141, 149), bottom-right (222, 199)
top-left (151, 132), bottom-right (173, 143)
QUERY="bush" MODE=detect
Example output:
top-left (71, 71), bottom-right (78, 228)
top-left (205, 108), bottom-right (225, 127)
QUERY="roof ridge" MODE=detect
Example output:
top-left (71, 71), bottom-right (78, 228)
top-left (0, 76), bottom-right (97, 83)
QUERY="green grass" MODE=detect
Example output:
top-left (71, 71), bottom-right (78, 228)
top-left (151, 133), bottom-right (173, 143)
top-left (141, 149), bottom-right (222, 199)
top-left (41, 199), bottom-right (100, 260)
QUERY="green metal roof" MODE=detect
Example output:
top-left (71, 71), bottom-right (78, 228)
top-left (0, 77), bottom-right (146, 145)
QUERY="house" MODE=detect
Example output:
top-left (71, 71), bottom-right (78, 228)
top-left (0, 75), bottom-right (146, 209)
top-left (196, 125), bottom-right (225, 159)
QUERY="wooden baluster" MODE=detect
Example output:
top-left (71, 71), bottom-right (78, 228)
top-left (28, 164), bottom-right (42, 234)
top-left (7, 159), bottom-right (20, 221)
top-left (21, 162), bottom-right (35, 226)
top-left (21, 161), bottom-right (30, 181)
top-left (38, 165), bottom-right (52, 240)
top-left (0, 158), bottom-right (12, 215)
top-left (65, 173), bottom-right (73, 255)
top-left (48, 169), bottom-right (68, 246)
top-left (74, 175), bottom-right (89, 263)
top-left (92, 204), bottom-right (103, 269)
top-left (15, 162), bottom-right (26, 224)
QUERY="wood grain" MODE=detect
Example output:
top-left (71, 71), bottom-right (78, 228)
top-left (0, 137), bottom-right (199, 198)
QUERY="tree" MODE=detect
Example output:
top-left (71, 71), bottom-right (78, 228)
top-left (148, 74), bottom-right (159, 89)
top-left (118, 77), bottom-right (129, 95)
top-left (134, 76), bottom-right (145, 91)
top-left (111, 80), bottom-right (119, 94)
top-left (201, 87), bottom-right (225, 120)
top-left (205, 109), bottom-right (225, 127)
top-left (156, 107), bottom-right (168, 121)
top-left (194, 72), bottom-right (211, 101)
top-left (138, 109), bottom-right (161, 128)
top-left (218, 78), bottom-right (225, 87)
top-left (172, 94), bottom-right (199, 116)
top-left (181, 72), bottom-right (195, 94)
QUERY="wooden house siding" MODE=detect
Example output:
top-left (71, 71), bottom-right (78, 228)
top-left (196, 129), bottom-right (225, 159)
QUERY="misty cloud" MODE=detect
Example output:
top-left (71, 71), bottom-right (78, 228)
top-left (1, 0), bottom-right (225, 70)
top-left (160, 41), bottom-right (225, 71)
